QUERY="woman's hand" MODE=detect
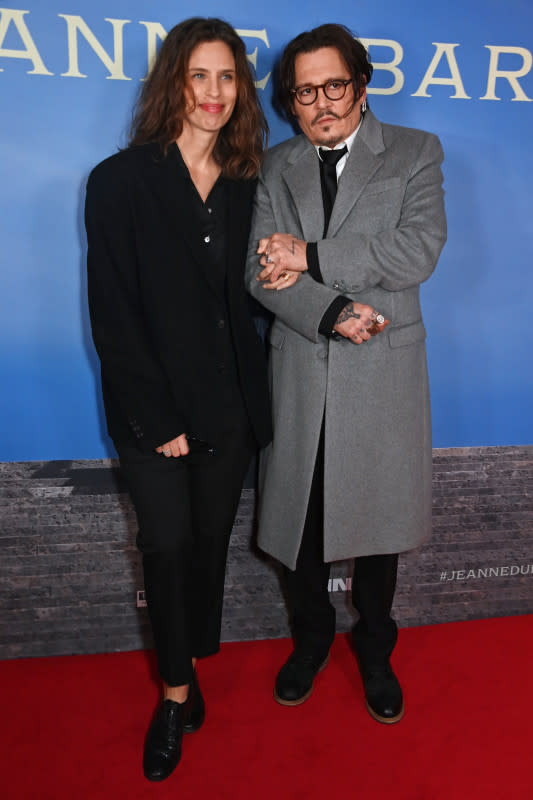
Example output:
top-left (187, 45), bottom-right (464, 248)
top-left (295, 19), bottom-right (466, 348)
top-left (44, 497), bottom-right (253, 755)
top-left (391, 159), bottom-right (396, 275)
top-left (155, 433), bottom-right (189, 458)
top-left (261, 269), bottom-right (301, 290)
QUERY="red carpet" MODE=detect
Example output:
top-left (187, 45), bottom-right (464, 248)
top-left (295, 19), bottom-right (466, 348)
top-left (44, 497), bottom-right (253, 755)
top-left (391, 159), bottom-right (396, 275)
top-left (2, 615), bottom-right (532, 800)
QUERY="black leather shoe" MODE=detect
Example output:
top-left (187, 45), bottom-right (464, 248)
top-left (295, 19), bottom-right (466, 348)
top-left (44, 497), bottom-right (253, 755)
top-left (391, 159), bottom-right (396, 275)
top-left (359, 661), bottom-right (404, 724)
top-left (183, 669), bottom-right (205, 734)
top-left (274, 649), bottom-right (329, 706)
top-left (143, 699), bottom-right (186, 781)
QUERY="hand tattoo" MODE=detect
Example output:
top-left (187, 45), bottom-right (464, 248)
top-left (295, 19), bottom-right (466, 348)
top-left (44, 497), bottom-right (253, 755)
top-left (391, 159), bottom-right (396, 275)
top-left (336, 302), bottom-right (361, 324)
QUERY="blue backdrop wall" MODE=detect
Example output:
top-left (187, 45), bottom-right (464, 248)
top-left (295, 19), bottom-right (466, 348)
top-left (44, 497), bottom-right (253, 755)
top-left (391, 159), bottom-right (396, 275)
top-left (1, 0), bottom-right (532, 460)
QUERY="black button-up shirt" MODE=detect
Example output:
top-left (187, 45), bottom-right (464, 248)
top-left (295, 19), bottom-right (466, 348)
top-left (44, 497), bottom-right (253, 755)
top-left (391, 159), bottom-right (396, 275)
top-left (176, 149), bottom-right (244, 417)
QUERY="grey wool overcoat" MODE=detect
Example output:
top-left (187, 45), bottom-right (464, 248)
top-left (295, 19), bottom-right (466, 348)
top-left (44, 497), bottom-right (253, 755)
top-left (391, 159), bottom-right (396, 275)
top-left (246, 110), bottom-right (447, 570)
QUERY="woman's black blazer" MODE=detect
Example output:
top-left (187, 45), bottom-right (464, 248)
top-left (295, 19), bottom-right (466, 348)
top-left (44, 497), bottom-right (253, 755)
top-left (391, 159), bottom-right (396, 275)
top-left (85, 142), bottom-right (272, 453)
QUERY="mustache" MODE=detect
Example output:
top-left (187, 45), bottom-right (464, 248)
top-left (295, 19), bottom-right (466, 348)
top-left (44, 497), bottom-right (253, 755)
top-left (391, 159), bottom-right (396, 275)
top-left (312, 110), bottom-right (341, 125)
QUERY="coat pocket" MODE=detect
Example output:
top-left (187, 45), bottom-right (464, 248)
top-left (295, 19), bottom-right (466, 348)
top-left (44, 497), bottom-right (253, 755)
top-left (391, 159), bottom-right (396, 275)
top-left (269, 327), bottom-right (286, 351)
top-left (363, 177), bottom-right (402, 196)
top-left (387, 319), bottom-right (426, 348)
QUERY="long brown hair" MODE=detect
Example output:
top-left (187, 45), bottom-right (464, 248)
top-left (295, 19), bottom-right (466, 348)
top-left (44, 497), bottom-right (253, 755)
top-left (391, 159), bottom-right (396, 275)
top-left (278, 24), bottom-right (373, 120)
top-left (129, 17), bottom-right (268, 179)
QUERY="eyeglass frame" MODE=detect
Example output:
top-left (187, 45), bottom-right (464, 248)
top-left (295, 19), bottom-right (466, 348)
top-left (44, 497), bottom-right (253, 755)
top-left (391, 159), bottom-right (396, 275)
top-left (290, 78), bottom-right (354, 106)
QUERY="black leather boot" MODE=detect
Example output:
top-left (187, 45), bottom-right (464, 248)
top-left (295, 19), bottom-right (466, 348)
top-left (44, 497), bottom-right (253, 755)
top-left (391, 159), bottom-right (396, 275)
top-left (359, 660), bottom-right (404, 724)
top-left (274, 649), bottom-right (329, 706)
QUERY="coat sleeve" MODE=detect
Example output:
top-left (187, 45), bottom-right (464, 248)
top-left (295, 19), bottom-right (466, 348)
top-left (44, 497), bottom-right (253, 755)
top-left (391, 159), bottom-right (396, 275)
top-left (246, 170), bottom-right (341, 343)
top-left (85, 160), bottom-right (185, 452)
top-left (316, 133), bottom-right (447, 292)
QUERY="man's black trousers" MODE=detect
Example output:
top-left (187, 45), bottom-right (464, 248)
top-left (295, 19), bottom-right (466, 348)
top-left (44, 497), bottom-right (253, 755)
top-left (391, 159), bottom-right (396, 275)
top-left (283, 425), bottom-right (399, 666)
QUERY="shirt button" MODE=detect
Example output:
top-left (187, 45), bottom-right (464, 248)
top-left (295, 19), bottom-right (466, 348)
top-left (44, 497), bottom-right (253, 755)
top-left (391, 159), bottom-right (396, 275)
top-left (218, 364), bottom-right (226, 373)
top-left (204, 235), bottom-right (210, 243)
top-left (217, 319), bottom-right (225, 328)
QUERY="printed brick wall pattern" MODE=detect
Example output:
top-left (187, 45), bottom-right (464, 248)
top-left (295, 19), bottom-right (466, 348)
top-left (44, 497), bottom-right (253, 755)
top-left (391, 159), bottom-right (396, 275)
top-left (1, 447), bottom-right (532, 659)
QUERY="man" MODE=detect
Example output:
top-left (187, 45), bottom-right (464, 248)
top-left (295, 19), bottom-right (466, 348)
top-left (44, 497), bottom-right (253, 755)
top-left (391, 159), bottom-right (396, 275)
top-left (246, 24), bottom-right (446, 724)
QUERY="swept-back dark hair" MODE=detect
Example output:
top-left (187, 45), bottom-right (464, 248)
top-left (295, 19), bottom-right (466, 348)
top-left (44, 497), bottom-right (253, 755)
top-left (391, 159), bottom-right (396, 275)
top-left (129, 17), bottom-right (268, 179)
top-left (278, 23), bottom-right (373, 119)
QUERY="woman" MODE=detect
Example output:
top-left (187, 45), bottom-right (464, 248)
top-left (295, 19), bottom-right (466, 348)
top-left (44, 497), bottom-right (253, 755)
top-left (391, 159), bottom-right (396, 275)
top-left (85, 18), bottom-right (271, 781)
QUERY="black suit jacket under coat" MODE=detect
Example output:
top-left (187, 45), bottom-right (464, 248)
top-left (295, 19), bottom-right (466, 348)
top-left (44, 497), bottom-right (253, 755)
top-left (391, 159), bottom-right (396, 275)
top-left (85, 142), bottom-right (272, 453)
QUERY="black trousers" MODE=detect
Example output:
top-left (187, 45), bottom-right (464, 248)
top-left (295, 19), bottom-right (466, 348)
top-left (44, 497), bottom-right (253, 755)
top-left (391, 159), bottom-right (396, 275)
top-left (118, 415), bottom-right (254, 687)
top-left (284, 426), bottom-right (399, 666)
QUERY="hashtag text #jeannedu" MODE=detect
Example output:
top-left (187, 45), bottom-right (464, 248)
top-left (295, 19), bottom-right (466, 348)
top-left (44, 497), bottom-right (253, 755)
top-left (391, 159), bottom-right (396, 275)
top-left (440, 565), bottom-right (533, 581)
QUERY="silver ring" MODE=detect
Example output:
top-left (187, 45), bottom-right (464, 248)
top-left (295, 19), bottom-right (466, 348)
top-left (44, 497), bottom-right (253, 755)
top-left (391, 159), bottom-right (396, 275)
top-left (265, 254), bottom-right (272, 263)
top-left (162, 449), bottom-right (171, 456)
top-left (374, 313), bottom-right (385, 325)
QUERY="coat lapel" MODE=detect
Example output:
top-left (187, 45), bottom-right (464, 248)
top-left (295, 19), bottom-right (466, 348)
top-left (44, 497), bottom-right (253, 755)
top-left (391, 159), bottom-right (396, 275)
top-left (281, 137), bottom-right (324, 241)
top-left (327, 110), bottom-right (386, 237)
top-left (224, 178), bottom-right (248, 292)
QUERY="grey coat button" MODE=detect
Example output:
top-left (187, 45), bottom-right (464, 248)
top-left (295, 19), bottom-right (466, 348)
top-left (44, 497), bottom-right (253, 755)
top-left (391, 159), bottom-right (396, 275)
top-left (332, 281), bottom-right (340, 289)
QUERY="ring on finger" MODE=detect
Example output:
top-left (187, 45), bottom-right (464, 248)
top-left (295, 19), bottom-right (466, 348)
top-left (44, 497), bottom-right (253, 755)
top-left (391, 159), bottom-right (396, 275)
top-left (162, 449), bottom-right (171, 456)
top-left (279, 271), bottom-right (290, 281)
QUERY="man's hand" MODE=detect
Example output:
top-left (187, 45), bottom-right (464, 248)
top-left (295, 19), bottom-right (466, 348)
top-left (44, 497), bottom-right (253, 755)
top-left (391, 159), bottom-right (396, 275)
top-left (257, 233), bottom-right (308, 282)
top-left (155, 433), bottom-right (189, 457)
top-left (334, 302), bottom-right (389, 344)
